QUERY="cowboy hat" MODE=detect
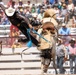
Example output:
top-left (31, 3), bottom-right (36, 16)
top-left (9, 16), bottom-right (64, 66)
top-left (62, 23), bottom-right (66, 26)
top-left (58, 38), bottom-right (62, 41)
top-left (5, 7), bottom-right (15, 16)
top-left (69, 38), bottom-right (76, 43)
top-left (63, 3), bottom-right (66, 7)
top-left (32, 13), bottom-right (38, 17)
top-left (57, 38), bottom-right (63, 43)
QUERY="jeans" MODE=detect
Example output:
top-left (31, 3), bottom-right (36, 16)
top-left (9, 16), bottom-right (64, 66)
top-left (57, 56), bottom-right (65, 74)
top-left (69, 55), bottom-right (76, 74)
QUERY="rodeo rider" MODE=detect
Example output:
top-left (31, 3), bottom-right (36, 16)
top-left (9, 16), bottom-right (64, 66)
top-left (0, 3), bottom-right (39, 46)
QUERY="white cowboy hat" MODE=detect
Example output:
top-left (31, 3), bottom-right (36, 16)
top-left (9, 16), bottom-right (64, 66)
top-left (69, 38), bottom-right (76, 43)
top-left (62, 23), bottom-right (66, 26)
top-left (5, 7), bottom-right (15, 16)
top-left (71, 38), bottom-right (75, 41)
top-left (32, 13), bottom-right (38, 17)
top-left (58, 38), bottom-right (62, 41)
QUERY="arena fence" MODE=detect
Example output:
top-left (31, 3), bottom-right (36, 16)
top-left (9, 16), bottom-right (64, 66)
top-left (0, 25), bottom-right (76, 74)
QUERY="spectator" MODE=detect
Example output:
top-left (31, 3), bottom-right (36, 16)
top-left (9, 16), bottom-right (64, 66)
top-left (37, 9), bottom-right (44, 22)
top-left (58, 23), bottom-right (71, 45)
top-left (7, 0), bottom-right (12, 7)
top-left (54, 5), bottom-right (64, 24)
top-left (72, 5), bottom-right (76, 27)
top-left (49, 0), bottom-right (55, 5)
top-left (58, 23), bottom-right (71, 35)
top-left (60, 3), bottom-right (69, 24)
top-left (45, 0), bottom-right (50, 5)
top-left (67, 38), bottom-right (76, 74)
top-left (10, 25), bottom-right (19, 36)
top-left (65, 0), bottom-right (68, 4)
top-left (11, 35), bottom-right (22, 53)
top-left (54, 5), bottom-right (60, 17)
top-left (37, 5), bottom-right (42, 14)
top-left (56, 38), bottom-right (67, 74)
top-left (59, 0), bottom-right (65, 8)
top-left (57, 2), bottom-right (62, 10)
top-left (31, 4), bottom-right (36, 13)
top-left (19, 8), bottom-right (25, 16)
top-left (73, 0), bottom-right (76, 6)
top-left (67, 0), bottom-right (74, 19)
top-left (12, 1), bottom-right (16, 8)
top-left (1, 16), bottom-right (10, 25)
top-left (0, 0), bottom-right (3, 3)
top-left (9, 27), bottom-right (19, 47)
top-left (24, 6), bottom-right (31, 16)
top-left (11, 38), bottom-right (22, 48)
top-left (26, 1), bottom-right (32, 8)
top-left (18, 0), bottom-right (23, 7)
top-left (67, 0), bottom-right (74, 11)
top-left (72, 14), bottom-right (76, 27)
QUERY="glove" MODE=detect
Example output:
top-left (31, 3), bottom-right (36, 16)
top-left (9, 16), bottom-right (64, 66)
top-left (64, 57), bottom-right (68, 63)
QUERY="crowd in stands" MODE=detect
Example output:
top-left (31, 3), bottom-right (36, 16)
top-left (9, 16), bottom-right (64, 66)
top-left (0, 0), bottom-right (76, 26)
top-left (0, 0), bottom-right (76, 47)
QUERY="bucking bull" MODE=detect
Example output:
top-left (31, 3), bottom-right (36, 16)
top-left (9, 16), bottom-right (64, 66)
top-left (37, 22), bottom-right (58, 74)
top-left (35, 8), bottom-right (59, 74)
top-left (0, 3), bottom-right (58, 74)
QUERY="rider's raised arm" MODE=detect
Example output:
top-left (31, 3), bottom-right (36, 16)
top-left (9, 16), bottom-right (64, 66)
top-left (0, 3), bottom-right (7, 13)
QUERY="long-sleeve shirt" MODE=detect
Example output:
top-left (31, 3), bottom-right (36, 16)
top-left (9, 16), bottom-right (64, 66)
top-left (67, 44), bottom-right (76, 55)
top-left (56, 44), bottom-right (65, 57)
top-left (58, 27), bottom-right (71, 35)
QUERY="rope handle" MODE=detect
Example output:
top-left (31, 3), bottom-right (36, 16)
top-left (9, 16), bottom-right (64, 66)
top-left (31, 28), bottom-right (51, 44)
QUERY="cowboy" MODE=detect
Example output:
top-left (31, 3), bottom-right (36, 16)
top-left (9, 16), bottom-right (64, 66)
top-left (0, 4), bottom-right (39, 46)
top-left (37, 27), bottom-right (58, 74)
top-left (58, 23), bottom-right (71, 45)
top-left (67, 38), bottom-right (76, 74)
top-left (56, 38), bottom-right (67, 74)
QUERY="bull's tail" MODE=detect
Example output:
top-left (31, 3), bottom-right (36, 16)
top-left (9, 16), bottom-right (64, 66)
top-left (21, 47), bottom-right (30, 60)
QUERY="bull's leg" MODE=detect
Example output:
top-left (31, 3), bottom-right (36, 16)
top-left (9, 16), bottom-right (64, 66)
top-left (41, 58), bottom-right (50, 73)
top-left (41, 64), bottom-right (49, 73)
top-left (41, 58), bottom-right (46, 73)
top-left (52, 55), bottom-right (58, 74)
